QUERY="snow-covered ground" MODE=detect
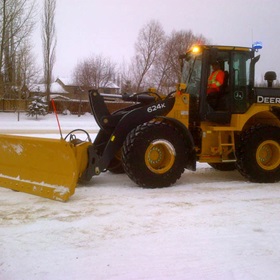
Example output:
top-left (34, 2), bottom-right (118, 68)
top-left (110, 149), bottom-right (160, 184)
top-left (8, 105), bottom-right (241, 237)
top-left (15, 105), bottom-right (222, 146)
top-left (1, 112), bottom-right (280, 280)
top-left (0, 111), bottom-right (99, 136)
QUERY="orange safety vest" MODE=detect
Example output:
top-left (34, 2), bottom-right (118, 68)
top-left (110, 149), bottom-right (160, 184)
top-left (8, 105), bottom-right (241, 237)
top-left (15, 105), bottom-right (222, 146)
top-left (207, 70), bottom-right (225, 94)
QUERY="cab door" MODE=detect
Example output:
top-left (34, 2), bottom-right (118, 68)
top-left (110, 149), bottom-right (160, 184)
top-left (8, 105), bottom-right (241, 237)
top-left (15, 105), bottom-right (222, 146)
top-left (203, 50), bottom-right (231, 123)
top-left (230, 51), bottom-right (252, 113)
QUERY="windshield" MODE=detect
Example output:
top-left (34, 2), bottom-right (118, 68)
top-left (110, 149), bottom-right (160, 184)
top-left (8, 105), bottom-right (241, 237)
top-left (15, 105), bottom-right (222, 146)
top-left (181, 54), bottom-right (202, 97)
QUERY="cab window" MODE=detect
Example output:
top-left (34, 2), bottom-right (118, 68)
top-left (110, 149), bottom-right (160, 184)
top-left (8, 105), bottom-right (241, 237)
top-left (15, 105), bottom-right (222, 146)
top-left (232, 52), bottom-right (251, 87)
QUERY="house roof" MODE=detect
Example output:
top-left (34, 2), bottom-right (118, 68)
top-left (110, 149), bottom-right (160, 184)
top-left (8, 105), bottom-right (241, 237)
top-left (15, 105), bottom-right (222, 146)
top-left (56, 77), bottom-right (78, 86)
top-left (57, 77), bottom-right (120, 89)
top-left (30, 82), bottom-right (69, 94)
top-left (101, 81), bottom-right (120, 89)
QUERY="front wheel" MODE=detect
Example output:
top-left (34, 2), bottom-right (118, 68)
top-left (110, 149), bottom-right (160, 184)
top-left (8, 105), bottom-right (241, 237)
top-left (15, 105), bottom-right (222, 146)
top-left (122, 121), bottom-right (190, 188)
top-left (236, 125), bottom-right (280, 183)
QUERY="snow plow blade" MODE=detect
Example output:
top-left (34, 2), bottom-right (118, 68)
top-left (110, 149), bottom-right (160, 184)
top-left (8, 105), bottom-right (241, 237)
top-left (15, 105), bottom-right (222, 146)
top-left (0, 134), bottom-right (90, 202)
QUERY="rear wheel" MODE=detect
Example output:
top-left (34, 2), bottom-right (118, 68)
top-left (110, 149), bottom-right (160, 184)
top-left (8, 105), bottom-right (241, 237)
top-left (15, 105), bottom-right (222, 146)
top-left (122, 121), bottom-right (189, 188)
top-left (236, 125), bottom-right (280, 183)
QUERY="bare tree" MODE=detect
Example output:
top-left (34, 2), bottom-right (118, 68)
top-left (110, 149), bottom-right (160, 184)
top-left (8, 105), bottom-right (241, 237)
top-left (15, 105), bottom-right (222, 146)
top-left (130, 20), bottom-right (165, 92)
top-left (118, 20), bottom-right (210, 95)
top-left (127, 23), bottom-right (208, 94)
top-left (73, 54), bottom-right (116, 89)
top-left (152, 30), bottom-right (208, 94)
top-left (118, 60), bottom-right (133, 92)
top-left (42, 0), bottom-right (57, 104)
top-left (0, 0), bottom-right (36, 95)
top-left (16, 39), bottom-right (40, 89)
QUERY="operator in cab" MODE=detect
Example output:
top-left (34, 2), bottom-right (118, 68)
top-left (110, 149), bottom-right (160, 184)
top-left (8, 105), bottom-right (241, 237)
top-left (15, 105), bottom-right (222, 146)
top-left (207, 61), bottom-right (225, 109)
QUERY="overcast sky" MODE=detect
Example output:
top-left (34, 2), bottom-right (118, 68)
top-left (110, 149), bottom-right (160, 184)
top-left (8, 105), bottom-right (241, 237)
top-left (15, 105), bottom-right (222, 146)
top-left (34, 0), bottom-right (280, 83)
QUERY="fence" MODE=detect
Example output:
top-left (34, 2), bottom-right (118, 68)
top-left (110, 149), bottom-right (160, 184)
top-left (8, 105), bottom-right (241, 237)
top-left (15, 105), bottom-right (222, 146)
top-left (0, 99), bottom-right (28, 112)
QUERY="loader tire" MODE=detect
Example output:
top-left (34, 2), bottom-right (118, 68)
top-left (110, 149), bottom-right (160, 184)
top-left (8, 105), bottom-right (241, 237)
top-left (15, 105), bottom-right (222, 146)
top-left (236, 125), bottom-right (280, 183)
top-left (208, 162), bottom-right (236, 171)
top-left (122, 121), bottom-right (188, 188)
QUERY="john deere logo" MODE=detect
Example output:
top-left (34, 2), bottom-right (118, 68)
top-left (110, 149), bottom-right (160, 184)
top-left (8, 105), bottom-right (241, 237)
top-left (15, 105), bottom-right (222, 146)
top-left (234, 91), bottom-right (244, 100)
top-left (257, 95), bottom-right (280, 104)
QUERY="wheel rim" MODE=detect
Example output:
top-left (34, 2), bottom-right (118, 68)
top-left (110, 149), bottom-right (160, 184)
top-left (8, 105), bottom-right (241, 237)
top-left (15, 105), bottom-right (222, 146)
top-left (256, 140), bottom-right (280, 170)
top-left (145, 140), bottom-right (176, 174)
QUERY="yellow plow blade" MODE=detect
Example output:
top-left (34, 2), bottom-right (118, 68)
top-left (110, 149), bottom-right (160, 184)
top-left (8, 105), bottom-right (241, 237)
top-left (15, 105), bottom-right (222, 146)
top-left (0, 134), bottom-right (89, 202)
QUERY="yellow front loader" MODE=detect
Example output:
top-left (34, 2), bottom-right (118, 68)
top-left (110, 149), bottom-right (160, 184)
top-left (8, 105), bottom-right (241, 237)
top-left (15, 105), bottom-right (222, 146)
top-left (1, 44), bottom-right (280, 202)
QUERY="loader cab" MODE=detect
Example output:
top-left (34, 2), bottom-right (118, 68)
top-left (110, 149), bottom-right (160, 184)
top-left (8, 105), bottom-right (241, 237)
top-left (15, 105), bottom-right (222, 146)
top-left (181, 45), bottom-right (258, 124)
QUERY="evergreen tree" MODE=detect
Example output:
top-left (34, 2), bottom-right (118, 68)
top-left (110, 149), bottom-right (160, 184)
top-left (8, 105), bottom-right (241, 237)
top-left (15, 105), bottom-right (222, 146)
top-left (26, 96), bottom-right (48, 119)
